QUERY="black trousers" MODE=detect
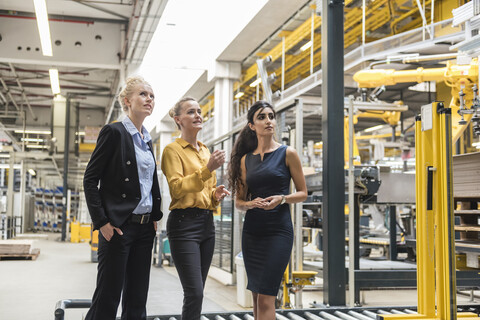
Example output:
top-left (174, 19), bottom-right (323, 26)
top-left (167, 208), bottom-right (215, 320)
top-left (85, 220), bottom-right (156, 320)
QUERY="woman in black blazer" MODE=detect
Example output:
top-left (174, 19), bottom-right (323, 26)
top-left (83, 76), bottom-right (162, 320)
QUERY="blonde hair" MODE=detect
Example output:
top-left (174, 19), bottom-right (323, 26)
top-left (118, 76), bottom-right (151, 112)
top-left (169, 96), bottom-right (196, 129)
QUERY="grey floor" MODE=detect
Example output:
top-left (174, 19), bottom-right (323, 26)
top-left (0, 233), bottom-right (478, 320)
top-left (0, 233), bottom-right (244, 320)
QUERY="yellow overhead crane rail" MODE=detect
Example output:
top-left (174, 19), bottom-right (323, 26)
top-left (231, 0), bottom-right (431, 110)
top-left (203, 0), bottom-right (437, 117)
top-left (353, 59), bottom-right (479, 143)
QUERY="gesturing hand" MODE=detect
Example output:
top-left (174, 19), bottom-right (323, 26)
top-left (207, 150), bottom-right (226, 172)
top-left (99, 222), bottom-right (123, 241)
top-left (215, 185), bottom-right (231, 201)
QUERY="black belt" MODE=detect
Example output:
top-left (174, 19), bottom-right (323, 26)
top-left (172, 208), bottom-right (213, 215)
top-left (130, 213), bottom-right (151, 224)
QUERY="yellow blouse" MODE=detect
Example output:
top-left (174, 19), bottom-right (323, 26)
top-left (161, 138), bottom-right (219, 210)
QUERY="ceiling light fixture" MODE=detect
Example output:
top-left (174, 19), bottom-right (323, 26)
top-left (234, 92), bottom-right (244, 99)
top-left (14, 130), bottom-right (51, 134)
top-left (21, 138), bottom-right (44, 142)
top-left (33, 0), bottom-right (53, 56)
top-left (249, 78), bottom-right (261, 87)
top-left (49, 69), bottom-right (61, 95)
top-left (28, 169), bottom-right (36, 176)
top-left (26, 145), bottom-right (47, 149)
top-left (300, 40), bottom-right (312, 52)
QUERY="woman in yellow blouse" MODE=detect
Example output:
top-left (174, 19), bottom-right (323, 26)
top-left (161, 96), bottom-right (230, 320)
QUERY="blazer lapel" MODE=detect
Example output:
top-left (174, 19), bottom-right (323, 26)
top-left (121, 124), bottom-right (140, 184)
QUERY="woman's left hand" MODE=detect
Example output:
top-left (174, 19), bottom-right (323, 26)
top-left (215, 185), bottom-right (231, 201)
top-left (153, 221), bottom-right (157, 232)
top-left (263, 195), bottom-right (283, 210)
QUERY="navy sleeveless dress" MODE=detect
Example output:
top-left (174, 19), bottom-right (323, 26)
top-left (242, 144), bottom-right (293, 296)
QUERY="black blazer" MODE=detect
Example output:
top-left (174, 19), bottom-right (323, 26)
top-left (84, 122), bottom-right (163, 230)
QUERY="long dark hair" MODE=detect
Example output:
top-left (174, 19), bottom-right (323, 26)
top-left (227, 100), bottom-right (276, 195)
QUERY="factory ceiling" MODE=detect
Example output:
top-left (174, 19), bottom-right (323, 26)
top-left (0, 0), bottom-right (168, 187)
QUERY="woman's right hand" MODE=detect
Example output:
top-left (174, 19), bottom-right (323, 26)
top-left (100, 222), bottom-right (123, 241)
top-left (247, 197), bottom-right (268, 209)
top-left (207, 150), bottom-right (226, 172)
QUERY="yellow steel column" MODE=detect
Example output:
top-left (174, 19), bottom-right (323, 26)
top-left (282, 264), bottom-right (291, 309)
top-left (432, 102), bottom-right (445, 319)
top-left (435, 105), bottom-right (457, 320)
top-left (377, 103), bottom-right (480, 320)
top-left (415, 110), bottom-right (436, 317)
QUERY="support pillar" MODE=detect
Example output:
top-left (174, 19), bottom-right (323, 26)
top-left (389, 205), bottom-right (398, 261)
top-left (6, 153), bottom-right (14, 239)
top-left (155, 119), bottom-right (177, 231)
top-left (208, 61), bottom-right (241, 138)
top-left (61, 96), bottom-right (71, 241)
top-left (19, 160), bottom-right (25, 234)
top-left (322, 0), bottom-right (346, 306)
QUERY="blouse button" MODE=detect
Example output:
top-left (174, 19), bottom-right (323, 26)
top-left (125, 178), bottom-right (129, 182)
top-left (126, 161), bottom-right (131, 165)
top-left (121, 194), bottom-right (126, 198)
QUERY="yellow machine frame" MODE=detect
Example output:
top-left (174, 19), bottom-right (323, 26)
top-left (70, 221), bottom-right (91, 243)
top-left (344, 108), bottom-right (404, 164)
top-left (353, 59), bottom-right (479, 144)
top-left (279, 263), bottom-right (317, 309)
top-left (379, 101), bottom-right (479, 320)
top-left (90, 229), bottom-right (99, 263)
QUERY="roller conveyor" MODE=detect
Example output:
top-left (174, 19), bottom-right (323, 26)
top-left (142, 306), bottom-right (480, 320)
top-left (54, 301), bottom-right (480, 320)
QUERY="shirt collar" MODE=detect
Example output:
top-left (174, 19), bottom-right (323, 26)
top-left (122, 116), bottom-right (151, 143)
top-left (176, 137), bottom-right (204, 149)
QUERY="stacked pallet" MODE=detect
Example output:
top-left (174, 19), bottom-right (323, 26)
top-left (453, 151), bottom-right (480, 198)
top-left (452, 152), bottom-right (480, 269)
top-left (0, 240), bottom-right (40, 260)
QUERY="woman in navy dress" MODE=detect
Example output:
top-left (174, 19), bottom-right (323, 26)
top-left (228, 100), bottom-right (307, 319)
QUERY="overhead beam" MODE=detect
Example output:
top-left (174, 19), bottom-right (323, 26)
top-left (0, 18), bottom-right (121, 69)
top-left (0, 10), bottom-right (128, 24)
top-left (72, 0), bottom-right (129, 20)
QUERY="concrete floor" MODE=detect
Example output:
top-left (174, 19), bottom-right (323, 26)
top-left (0, 233), bottom-right (478, 320)
top-left (0, 233), bottom-right (244, 320)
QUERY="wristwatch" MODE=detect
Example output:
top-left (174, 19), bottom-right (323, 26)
top-left (280, 195), bottom-right (286, 205)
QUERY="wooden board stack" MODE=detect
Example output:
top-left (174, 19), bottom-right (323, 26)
top-left (0, 240), bottom-right (40, 260)
top-left (452, 152), bottom-right (480, 269)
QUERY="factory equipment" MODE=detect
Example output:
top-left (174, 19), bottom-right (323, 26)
top-left (354, 58), bottom-right (479, 143)
top-left (376, 101), bottom-right (480, 320)
top-left (304, 165), bottom-right (381, 224)
top-left (278, 264), bottom-right (318, 309)
top-left (53, 300), bottom-right (480, 320)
